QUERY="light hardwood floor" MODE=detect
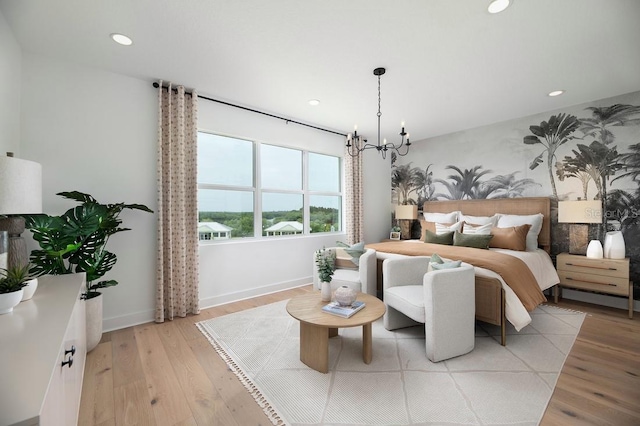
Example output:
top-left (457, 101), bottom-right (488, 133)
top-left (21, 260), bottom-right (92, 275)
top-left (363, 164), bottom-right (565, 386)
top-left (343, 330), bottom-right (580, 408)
top-left (79, 286), bottom-right (640, 426)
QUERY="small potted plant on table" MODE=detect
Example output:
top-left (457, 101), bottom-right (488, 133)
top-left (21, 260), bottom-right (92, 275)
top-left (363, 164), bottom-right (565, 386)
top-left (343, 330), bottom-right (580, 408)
top-left (0, 264), bottom-right (32, 314)
top-left (315, 247), bottom-right (335, 302)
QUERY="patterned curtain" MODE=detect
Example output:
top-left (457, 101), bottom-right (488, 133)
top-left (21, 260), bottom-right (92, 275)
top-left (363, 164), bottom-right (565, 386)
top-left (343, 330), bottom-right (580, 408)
top-left (155, 81), bottom-right (200, 322)
top-left (344, 136), bottom-right (364, 244)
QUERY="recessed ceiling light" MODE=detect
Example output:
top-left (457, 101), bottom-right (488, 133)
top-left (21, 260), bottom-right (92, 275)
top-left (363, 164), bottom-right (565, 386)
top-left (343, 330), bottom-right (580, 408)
top-left (110, 33), bottom-right (133, 46)
top-left (488, 0), bottom-right (510, 14)
top-left (308, 99), bottom-right (320, 106)
top-left (548, 90), bottom-right (565, 97)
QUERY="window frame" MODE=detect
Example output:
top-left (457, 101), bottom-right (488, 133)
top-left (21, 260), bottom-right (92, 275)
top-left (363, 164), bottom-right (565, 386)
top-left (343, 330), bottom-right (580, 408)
top-left (197, 131), bottom-right (343, 242)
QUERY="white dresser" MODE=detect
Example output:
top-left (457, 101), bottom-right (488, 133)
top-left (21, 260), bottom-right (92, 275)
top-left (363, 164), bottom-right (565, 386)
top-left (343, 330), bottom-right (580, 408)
top-left (0, 274), bottom-right (86, 426)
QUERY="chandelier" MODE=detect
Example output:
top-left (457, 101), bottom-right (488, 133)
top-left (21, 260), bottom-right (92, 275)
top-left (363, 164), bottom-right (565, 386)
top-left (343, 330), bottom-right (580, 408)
top-left (346, 67), bottom-right (411, 159)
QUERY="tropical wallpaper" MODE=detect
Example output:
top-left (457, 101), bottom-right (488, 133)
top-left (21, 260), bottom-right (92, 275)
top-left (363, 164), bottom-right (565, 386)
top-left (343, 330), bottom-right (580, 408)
top-left (391, 91), bottom-right (640, 300)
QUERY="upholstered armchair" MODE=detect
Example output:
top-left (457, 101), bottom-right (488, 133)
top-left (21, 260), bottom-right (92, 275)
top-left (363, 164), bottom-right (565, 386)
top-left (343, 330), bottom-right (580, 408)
top-left (382, 256), bottom-right (475, 362)
top-left (312, 247), bottom-right (377, 296)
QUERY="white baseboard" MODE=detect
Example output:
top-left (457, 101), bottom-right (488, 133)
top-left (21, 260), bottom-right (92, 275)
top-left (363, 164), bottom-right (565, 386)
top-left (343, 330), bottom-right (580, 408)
top-left (561, 288), bottom-right (639, 314)
top-left (102, 277), bottom-right (312, 332)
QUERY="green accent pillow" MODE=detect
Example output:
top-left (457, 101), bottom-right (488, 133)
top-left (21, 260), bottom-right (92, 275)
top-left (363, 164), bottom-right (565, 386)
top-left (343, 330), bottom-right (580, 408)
top-left (430, 253), bottom-right (444, 264)
top-left (431, 260), bottom-right (462, 270)
top-left (424, 230), bottom-right (454, 245)
top-left (335, 241), bottom-right (365, 265)
top-left (453, 231), bottom-right (493, 249)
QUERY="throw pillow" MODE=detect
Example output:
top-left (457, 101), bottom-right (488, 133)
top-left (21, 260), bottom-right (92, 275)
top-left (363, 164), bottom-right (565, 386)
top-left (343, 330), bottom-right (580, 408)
top-left (496, 213), bottom-right (543, 251)
top-left (453, 231), bottom-right (493, 249)
top-left (423, 211), bottom-right (459, 223)
top-left (489, 224), bottom-right (531, 251)
top-left (424, 230), bottom-right (454, 245)
top-left (459, 213), bottom-right (498, 226)
top-left (461, 222), bottom-right (492, 235)
top-left (428, 253), bottom-right (462, 271)
top-left (335, 241), bottom-right (365, 266)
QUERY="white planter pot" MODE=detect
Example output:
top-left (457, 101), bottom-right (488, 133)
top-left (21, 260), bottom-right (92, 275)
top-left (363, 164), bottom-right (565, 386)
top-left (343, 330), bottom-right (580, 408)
top-left (85, 293), bottom-right (103, 352)
top-left (0, 289), bottom-right (24, 314)
top-left (320, 281), bottom-right (332, 302)
top-left (21, 278), bottom-right (38, 301)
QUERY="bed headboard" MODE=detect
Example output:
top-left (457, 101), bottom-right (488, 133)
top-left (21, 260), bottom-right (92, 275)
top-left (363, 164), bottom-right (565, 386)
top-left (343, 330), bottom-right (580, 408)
top-left (422, 197), bottom-right (551, 253)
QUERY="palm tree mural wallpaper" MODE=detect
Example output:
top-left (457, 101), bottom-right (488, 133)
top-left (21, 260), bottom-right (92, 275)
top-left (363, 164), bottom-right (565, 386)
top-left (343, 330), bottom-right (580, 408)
top-left (391, 91), bottom-right (640, 302)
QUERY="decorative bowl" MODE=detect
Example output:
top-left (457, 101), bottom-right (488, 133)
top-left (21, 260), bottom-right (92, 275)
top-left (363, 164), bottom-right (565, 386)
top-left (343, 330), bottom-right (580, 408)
top-left (334, 285), bottom-right (357, 306)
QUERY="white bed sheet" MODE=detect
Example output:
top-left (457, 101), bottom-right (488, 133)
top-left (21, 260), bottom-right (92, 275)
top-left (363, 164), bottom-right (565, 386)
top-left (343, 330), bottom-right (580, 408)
top-left (375, 242), bottom-right (559, 331)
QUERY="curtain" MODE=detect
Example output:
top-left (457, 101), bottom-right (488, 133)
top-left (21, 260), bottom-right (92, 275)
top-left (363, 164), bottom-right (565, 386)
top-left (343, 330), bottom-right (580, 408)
top-left (155, 82), bottom-right (200, 322)
top-left (344, 137), bottom-right (364, 244)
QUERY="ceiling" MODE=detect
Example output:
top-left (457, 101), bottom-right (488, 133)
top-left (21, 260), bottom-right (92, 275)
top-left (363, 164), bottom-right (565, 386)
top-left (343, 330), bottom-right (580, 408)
top-left (2, 0), bottom-right (640, 142)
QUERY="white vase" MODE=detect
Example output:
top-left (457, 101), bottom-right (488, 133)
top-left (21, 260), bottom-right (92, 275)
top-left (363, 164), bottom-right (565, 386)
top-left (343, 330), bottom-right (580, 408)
top-left (586, 240), bottom-right (603, 259)
top-left (86, 293), bottom-right (103, 352)
top-left (320, 281), bottom-right (332, 302)
top-left (604, 231), bottom-right (625, 259)
top-left (334, 285), bottom-right (357, 306)
top-left (0, 289), bottom-right (24, 314)
top-left (20, 278), bottom-right (38, 301)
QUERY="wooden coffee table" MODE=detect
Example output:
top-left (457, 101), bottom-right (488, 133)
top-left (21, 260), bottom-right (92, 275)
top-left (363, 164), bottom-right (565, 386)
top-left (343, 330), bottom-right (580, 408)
top-left (286, 292), bottom-right (386, 373)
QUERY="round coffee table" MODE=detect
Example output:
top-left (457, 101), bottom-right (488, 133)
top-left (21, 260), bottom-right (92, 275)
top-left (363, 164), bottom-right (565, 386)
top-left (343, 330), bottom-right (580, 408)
top-left (286, 292), bottom-right (385, 373)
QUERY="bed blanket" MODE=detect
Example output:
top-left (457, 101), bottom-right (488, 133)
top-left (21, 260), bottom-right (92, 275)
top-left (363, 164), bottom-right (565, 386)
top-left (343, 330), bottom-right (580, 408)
top-left (366, 242), bottom-right (546, 311)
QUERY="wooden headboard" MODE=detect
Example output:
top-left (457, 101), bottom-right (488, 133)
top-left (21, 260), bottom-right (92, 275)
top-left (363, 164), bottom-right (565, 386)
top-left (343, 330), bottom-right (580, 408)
top-left (422, 197), bottom-right (551, 253)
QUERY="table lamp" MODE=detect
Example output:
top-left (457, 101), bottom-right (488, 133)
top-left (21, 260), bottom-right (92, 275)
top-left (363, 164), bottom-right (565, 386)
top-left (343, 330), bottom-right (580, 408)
top-left (557, 200), bottom-right (602, 255)
top-left (0, 153), bottom-right (43, 270)
top-left (395, 204), bottom-right (418, 240)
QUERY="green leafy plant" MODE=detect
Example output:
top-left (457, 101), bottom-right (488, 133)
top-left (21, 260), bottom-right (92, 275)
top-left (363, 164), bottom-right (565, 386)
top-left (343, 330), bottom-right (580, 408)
top-left (24, 191), bottom-right (153, 299)
top-left (315, 247), bottom-right (335, 283)
top-left (0, 264), bottom-right (32, 294)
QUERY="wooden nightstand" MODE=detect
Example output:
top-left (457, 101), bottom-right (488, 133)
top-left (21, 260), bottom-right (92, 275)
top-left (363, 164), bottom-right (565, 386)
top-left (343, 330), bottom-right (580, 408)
top-left (555, 252), bottom-right (633, 318)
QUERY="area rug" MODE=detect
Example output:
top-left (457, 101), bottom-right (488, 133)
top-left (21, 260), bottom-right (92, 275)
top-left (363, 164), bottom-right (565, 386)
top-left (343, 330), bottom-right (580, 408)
top-left (197, 300), bottom-right (585, 426)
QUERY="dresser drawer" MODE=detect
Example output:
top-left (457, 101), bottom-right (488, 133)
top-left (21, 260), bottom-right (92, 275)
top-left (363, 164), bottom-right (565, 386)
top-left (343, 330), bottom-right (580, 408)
top-left (558, 271), bottom-right (629, 296)
top-left (557, 255), bottom-right (629, 279)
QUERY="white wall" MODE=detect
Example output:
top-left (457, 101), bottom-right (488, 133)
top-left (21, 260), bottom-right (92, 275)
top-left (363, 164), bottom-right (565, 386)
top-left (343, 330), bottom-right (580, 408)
top-left (20, 53), bottom-right (158, 330)
top-left (17, 54), bottom-right (392, 330)
top-left (0, 9), bottom-right (21, 156)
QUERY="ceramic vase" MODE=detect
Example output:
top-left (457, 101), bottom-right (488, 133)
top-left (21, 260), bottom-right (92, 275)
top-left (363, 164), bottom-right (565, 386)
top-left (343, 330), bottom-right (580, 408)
top-left (320, 281), bottom-right (332, 302)
top-left (334, 285), bottom-right (357, 306)
top-left (586, 240), bottom-right (603, 259)
top-left (604, 231), bottom-right (625, 259)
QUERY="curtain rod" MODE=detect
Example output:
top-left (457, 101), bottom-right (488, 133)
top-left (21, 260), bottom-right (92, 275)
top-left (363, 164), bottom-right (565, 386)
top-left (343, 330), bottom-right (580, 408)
top-left (153, 82), bottom-right (347, 137)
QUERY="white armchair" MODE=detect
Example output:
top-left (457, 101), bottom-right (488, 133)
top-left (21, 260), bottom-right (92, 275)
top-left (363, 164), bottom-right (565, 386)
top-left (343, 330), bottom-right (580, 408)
top-left (312, 247), bottom-right (377, 296)
top-left (383, 256), bottom-right (475, 362)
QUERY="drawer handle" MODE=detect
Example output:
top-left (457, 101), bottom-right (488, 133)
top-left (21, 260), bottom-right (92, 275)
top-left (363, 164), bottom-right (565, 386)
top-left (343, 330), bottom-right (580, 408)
top-left (61, 356), bottom-right (74, 368)
top-left (565, 262), bottom-right (617, 271)
top-left (65, 345), bottom-right (76, 357)
top-left (565, 277), bottom-right (616, 286)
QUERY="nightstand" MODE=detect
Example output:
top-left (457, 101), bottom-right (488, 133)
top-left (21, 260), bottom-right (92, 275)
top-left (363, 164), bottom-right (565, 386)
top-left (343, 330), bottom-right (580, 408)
top-left (555, 252), bottom-right (633, 318)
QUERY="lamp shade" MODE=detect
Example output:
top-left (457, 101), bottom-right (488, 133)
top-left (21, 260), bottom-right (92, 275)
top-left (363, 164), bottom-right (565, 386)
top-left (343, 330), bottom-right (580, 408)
top-left (0, 155), bottom-right (42, 215)
top-left (395, 204), bottom-right (418, 220)
top-left (557, 200), bottom-right (602, 224)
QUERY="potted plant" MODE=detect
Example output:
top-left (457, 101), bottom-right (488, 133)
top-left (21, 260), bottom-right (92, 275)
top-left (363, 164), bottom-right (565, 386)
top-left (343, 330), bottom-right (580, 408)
top-left (0, 264), bottom-right (32, 314)
top-left (315, 247), bottom-right (335, 302)
top-left (24, 191), bottom-right (153, 350)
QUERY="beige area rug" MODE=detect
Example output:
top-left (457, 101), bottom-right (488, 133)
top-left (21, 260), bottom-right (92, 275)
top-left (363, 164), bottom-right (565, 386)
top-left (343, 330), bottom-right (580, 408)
top-left (197, 300), bottom-right (585, 426)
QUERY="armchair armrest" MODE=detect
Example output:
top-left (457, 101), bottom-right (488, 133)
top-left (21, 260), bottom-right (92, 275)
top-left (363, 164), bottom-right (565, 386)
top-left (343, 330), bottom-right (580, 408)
top-left (382, 256), bottom-right (431, 290)
top-left (358, 248), bottom-right (377, 296)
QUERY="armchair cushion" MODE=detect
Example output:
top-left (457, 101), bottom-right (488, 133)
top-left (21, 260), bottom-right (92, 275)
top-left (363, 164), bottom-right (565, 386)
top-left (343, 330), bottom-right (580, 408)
top-left (385, 285), bottom-right (425, 323)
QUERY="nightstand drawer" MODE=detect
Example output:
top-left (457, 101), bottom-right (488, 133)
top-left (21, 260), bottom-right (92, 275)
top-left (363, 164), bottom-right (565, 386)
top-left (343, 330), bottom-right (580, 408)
top-left (556, 255), bottom-right (629, 279)
top-left (558, 271), bottom-right (629, 296)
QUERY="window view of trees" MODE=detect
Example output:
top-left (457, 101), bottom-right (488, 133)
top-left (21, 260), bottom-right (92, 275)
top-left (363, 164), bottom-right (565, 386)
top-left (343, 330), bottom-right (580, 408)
top-left (197, 132), bottom-right (342, 240)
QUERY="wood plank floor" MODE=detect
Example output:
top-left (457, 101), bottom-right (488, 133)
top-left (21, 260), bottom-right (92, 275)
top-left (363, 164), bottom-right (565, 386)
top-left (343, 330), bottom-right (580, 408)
top-left (79, 286), bottom-right (640, 426)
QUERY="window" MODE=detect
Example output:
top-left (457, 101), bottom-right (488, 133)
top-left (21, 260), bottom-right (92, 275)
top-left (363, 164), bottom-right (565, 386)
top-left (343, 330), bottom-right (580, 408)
top-left (197, 132), bottom-right (342, 240)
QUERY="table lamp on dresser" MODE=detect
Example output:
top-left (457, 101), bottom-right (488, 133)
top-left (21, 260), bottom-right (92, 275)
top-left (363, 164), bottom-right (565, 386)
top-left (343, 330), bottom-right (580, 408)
top-left (557, 199), bottom-right (602, 257)
top-left (0, 153), bottom-right (43, 271)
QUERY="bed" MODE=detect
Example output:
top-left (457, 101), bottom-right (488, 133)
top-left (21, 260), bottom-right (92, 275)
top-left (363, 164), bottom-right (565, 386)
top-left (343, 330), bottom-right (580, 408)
top-left (366, 197), bottom-right (559, 345)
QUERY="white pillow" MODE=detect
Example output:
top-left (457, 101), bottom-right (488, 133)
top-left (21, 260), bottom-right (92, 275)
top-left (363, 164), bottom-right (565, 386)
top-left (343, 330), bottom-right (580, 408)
top-left (462, 222), bottom-right (492, 235)
top-left (459, 213), bottom-right (498, 226)
top-left (496, 213), bottom-right (543, 251)
top-left (435, 220), bottom-right (464, 234)
top-left (423, 211), bottom-right (459, 223)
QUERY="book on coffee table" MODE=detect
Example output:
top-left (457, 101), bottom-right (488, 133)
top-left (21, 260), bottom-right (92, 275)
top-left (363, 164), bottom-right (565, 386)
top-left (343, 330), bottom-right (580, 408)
top-left (322, 301), bottom-right (366, 318)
